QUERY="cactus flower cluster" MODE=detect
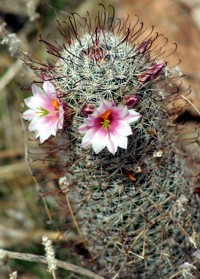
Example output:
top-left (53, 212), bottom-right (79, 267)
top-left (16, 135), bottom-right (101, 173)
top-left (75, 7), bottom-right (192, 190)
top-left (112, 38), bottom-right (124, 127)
top-left (23, 86), bottom-right (141, 154)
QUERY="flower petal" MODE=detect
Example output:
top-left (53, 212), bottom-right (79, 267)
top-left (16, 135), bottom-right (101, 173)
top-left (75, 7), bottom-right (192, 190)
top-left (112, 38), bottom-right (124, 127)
top-left (24, 95), bottom-right (49, 110)
top-left (32, 84), bottom-right (44, 96)
top-left (36, 128), bottom-right (51, 143)
top-left (28, 117), bottom-right (44, 131)
top-left (111, 120), bottom-right (132, 136)
top-left (91, 127), bottom-right (108, 154)
top-left (81, 128), bottom-right (96, 147)
top-left (112, 105), bottom-right (128, 119)
top-left (78, 124), bottom-right (91, 133)
top-left (57, 107), bottom-right (64, 129)
top-left (110, 131), bottom-right (128, 150)
top-left (24, 96), bottom-right (37, 110)
top-left (23, 109), bottom-right (35, 121)
top-left (43, 81), bottom-right (57, 99)
top-left (123, 109), bottom-right (141, 124)
top-left (106, 135), bottom-right (117, 155)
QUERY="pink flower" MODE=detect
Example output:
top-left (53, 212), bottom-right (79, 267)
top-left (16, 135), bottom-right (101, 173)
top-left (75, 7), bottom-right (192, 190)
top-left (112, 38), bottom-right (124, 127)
top-left (78, 99), bottom-right (141, 155)
top-left (23, 81), bottom-right (64, 143)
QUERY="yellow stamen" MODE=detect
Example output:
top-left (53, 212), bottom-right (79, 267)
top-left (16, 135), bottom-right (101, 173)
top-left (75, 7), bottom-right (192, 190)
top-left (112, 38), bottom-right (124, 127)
top-left (99, 109), bottom-right (111, 129)
top-left (52, 100), bottom-right (59, 110)
top-left (37, 106), bottom-right (49, 118)
top-left (99, 109), bottom-right (111, 120)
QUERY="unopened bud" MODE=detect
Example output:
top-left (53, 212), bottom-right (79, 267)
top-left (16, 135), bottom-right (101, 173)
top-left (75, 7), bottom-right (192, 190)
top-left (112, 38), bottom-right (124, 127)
top-left (138, 63), bottom-right (165, 82)
top-left (81, 104), bottom-right (95, 117)
top-left (124, 95), bottom-right (139, 107)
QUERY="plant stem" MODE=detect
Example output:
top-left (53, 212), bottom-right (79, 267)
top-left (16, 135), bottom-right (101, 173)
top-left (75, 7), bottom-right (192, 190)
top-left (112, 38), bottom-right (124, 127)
top-left (1, 249), bottom-right (105, 279)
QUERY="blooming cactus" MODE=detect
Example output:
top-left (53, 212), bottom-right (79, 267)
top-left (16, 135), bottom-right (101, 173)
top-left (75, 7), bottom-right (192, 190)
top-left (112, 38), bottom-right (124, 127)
top-left (22, 5), bottom-right (199, 279)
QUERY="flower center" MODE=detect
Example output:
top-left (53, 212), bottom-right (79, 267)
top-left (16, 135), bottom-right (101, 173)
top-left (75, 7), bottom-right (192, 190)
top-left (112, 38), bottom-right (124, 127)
top-left (36, 100), bottom-right (59, 118)
top-left (51, 100), bottom-right (59, 110)
top-left (36, 106), bottom-right (49, 118)
top-left (99, 109), bottom-right (111, 129)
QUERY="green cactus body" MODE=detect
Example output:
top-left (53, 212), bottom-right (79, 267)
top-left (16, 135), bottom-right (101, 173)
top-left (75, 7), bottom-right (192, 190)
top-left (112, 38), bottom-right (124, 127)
top-left (24, 5), bottom-right (200, 278)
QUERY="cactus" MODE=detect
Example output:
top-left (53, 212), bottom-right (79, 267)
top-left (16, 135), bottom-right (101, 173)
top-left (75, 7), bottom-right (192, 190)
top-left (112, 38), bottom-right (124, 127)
top-left (23, 5), bottom-right (200, 278)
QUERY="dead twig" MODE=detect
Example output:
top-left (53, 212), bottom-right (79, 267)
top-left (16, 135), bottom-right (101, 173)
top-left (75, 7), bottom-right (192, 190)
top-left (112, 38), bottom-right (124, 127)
top-left (1, 249), bottom-right (105, 279)
top-left (0, 59), bottom-right (22, 94)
